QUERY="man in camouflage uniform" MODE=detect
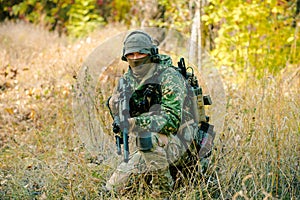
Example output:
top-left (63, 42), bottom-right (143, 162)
top-left (105, 30), bottom-right (198, 197)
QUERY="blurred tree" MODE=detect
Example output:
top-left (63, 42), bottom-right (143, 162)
top-left (0, 0), bottom-right (21, 21)
top-left (148, 0), bottom-right (193, 33)
top-left (293, 0), bottom-right (300, 27)
top-left (109, 0), bottom-right (130, 24)
top-left (128, 0), bottom-right (160, 27)
top-left (202, 0), bottom-right (299, 78)
top-left (0, 0), bottom-right (298, 72)
top-left (65, 0), bottom-right (104, 38)
top-left (0, 0), bottom-right (104, 37)
top-left (0, 0), bottom-right (73, 34)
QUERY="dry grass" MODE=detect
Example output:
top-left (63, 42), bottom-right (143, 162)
top-left (0, 21), bottom-right (299, 199)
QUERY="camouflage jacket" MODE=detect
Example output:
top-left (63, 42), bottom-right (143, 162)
top-left (112, 54), bottom-right (194, 136)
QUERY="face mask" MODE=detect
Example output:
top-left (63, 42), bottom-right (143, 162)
top-left (130, 63), bottom-right (156, 84)
top-left (127, 56), bottom-right (151, 68)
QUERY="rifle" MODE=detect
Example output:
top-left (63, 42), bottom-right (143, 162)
top-left (178, 57), bottom-right (212, 106)
top-left (107, 77), bottom-right (130, 163)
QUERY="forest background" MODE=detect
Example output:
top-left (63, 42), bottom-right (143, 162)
top-left (0, 0), bottom-right (299, 199)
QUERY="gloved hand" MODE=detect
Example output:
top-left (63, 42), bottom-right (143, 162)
top-left (112, 118), bottom-right (121, 133)
top-left (108, 93), bottom-right (120, 115)
top-left (128, 118), bottom-right (136, 132)
top-left (112, 117), bottom-right (135, 134)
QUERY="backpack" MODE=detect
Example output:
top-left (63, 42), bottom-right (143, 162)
top-left (169, 57), bottom-right (216, 159)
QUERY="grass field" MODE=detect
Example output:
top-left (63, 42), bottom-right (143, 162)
top-left (0, 21), bottom-right (299, 199)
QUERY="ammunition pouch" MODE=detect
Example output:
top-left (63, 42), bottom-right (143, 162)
top-left (196, 122), bottom-right (215, 158)
top-left (136, 132), bottom-right (153, 151)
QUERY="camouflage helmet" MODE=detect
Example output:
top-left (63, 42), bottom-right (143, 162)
top-left (122, 30), bottom-right (155, 60)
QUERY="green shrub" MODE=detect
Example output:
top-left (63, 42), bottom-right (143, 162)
top-left (203, 0), bottom-right (299, 78)
top-left (65, 0), bottom-right (104, 38)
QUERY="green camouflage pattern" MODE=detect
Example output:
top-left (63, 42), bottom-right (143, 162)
top-left (123, 54), bottom-right (194, 135)
top-left (106, 54), bottom-right (196, 195)
top-left (106, 132), bottom-right (177, 196)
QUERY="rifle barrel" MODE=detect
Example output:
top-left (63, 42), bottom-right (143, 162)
top-left (123, 128), bottom-right (129, 163)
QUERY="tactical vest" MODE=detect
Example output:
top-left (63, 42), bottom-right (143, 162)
top-left (129, 83), bottom-right (162, 117)
top-left (129, 58), bottom-right (208, 124)
top-left (128, 56), bottom-right (215, 159)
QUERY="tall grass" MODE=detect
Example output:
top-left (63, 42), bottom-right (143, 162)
top-left (0, 21), bottom-right (299, 199)
top-left (217, 72), bottom-right (299, 199)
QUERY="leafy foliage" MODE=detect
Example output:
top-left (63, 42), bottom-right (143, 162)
top-left (109, 0), bottom-right (130, 23)
top-left (65, 0), bottom-right (104, 38)
top-left (0, 0), bottom-right (104, 37)
top-left (202, 0), bottom-right (299, 77)
top-left (149, 0), bottom-right (193, 32)
top-left (1, 0), bottom-right (299, 71)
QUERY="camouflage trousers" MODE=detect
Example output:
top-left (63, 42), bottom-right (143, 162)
top-left (104, 121), bottom-right (214, 196)
top-left (105, 132), bottom-right (184, 196)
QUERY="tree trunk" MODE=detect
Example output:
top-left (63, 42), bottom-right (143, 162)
top-left (189, 1), bottom-right (201, 70)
